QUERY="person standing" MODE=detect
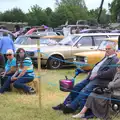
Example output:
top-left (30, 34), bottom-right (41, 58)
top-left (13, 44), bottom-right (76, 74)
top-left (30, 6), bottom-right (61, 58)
top-left (0, 32), bottom-right (15, 62)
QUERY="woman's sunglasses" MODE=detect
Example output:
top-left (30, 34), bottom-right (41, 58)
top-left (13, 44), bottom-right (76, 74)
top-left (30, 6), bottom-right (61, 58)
top-left (6, 54), bottom-right (12, 56)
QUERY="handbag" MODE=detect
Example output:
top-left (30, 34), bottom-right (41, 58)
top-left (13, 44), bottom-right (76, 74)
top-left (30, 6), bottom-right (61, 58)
top-left (93, 87), bottom-right (104, 94)
top-left (93, 87), bottom-right (111, 94)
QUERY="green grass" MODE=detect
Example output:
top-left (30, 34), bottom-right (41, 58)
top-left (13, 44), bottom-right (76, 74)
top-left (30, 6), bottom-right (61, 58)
top-left (0, 68), bottom-right (120, 120)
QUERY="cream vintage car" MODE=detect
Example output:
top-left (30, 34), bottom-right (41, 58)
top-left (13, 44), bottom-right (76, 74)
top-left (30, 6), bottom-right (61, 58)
top-left (74, 38), bottom-right (119, 71)
top-left (14, 35), bottom-right (64, 51)
top-left (25, 33), bottom-right (120, 69)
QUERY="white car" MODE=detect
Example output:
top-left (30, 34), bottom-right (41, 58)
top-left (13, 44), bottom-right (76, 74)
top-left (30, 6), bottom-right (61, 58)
top-left (14, 35), bottom-right (60, 51)
top-left (25, 33), bottom-right (120, 69)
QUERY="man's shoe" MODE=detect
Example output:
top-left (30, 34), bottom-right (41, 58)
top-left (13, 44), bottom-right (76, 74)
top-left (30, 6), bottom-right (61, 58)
top-left (63, 106), bottom-right (75, 114)
top-left (52, 104), bottom-right (64, 111)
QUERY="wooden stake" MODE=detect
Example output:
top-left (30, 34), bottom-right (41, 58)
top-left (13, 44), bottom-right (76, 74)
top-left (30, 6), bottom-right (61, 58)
top-left (37, 38), bottom-right (41, 108)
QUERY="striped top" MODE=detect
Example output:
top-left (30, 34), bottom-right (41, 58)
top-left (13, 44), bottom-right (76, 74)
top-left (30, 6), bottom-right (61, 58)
top-left (18, 57), bottom-right (35, 77)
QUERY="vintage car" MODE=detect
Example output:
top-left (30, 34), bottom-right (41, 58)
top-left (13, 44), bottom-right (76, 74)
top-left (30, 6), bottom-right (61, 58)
top-left (25, 33), bottom-right (120, 69)
top-left (0, 29), bottom-right (16, 40)
top-left (74, 38), bottom-right (119, 71)
top-left (14, 35), bottom-right (64, 51)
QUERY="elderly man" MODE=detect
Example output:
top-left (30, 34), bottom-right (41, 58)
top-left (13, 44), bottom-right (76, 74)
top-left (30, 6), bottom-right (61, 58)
top-left (0, 49), bottom-right (16, 87)
top-left (53, 44), bottom-right (119, 114)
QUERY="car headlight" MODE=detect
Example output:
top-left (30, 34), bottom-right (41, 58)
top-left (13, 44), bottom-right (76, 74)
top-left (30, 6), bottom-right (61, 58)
top-left (73, 56), bottom-right (76, 61)
top-left (84, 57), bottom-right (88, 63)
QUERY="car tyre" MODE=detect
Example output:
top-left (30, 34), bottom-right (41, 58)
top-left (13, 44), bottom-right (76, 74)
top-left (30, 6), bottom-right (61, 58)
top-left (47, 55), bottom-right (63, 69)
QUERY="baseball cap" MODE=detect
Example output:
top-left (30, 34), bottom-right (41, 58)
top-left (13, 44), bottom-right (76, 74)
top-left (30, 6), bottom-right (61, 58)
top-left (6, 49), bottom-right (14, 55)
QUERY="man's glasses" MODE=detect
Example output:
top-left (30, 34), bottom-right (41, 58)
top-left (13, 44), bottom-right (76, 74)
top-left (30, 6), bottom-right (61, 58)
top-left (6, 54), bottom-right (12, 56)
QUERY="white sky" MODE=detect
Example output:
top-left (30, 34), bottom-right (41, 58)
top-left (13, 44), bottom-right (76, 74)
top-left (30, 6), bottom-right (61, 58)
top-left (0, 0), bottom-right (113, 13)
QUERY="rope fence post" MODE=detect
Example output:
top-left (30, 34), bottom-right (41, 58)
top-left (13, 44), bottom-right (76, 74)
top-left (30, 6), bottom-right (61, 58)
top-left (37, 36), bottom-right (41, 108)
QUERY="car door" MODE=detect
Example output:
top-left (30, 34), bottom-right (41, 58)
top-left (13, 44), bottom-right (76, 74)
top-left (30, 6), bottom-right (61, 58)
top-left (71, 36), bottom-right (95, 56)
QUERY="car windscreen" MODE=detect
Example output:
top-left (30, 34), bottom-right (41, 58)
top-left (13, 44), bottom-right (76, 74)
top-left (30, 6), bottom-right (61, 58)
top-left (98, 40), bottom-right (116, 50)
top-left (59, 35), bottom-right (79, 45)
top-left (35, 32), bottom-right (57, 36)
top-left (14, 36), bottom-right (57, 45)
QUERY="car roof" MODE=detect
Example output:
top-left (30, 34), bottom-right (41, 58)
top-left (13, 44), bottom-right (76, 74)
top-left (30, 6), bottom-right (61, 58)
top-left (42, 35), bottom-right (64, 39)
top-left (73, 33), bottom-right (120, 36)
top-left (67, 25), bottom-right (89, 27)
top-left (80, 29), bottom-right (111, 32)
top-left (18, 35), bottom-right (63, 39)
top-left (0, 29), bottom-right (15, 38)
top-left (0, 29), bottom-right (14, 35)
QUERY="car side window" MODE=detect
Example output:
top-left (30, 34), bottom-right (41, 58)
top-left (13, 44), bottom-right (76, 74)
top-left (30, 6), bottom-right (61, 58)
top-left (93, 36), bottom-right (107, 46)
top-left (77, 36), bottom-right (92, 46)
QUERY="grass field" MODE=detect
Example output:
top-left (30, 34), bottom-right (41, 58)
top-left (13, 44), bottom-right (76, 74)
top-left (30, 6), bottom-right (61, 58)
top-left (0, 68), bottom-right (120, 120)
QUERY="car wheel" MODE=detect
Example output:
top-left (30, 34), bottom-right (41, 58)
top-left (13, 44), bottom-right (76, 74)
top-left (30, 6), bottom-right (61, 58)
top-left (112, 103), bottom-right (120, 112)
top-left (47, 55), bottom-right (63, 69)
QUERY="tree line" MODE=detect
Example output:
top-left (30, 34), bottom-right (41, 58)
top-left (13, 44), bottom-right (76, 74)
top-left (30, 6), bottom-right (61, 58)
top-left (0, 0), bottom-right (119, 28)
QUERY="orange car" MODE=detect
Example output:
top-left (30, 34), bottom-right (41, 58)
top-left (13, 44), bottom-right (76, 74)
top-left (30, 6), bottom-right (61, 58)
top-left (74, 38), bottom-right (118, 71)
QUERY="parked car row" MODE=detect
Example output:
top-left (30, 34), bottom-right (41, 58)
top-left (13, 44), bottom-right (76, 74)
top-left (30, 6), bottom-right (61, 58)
top-left (23, 33), bottom-right (120, 69)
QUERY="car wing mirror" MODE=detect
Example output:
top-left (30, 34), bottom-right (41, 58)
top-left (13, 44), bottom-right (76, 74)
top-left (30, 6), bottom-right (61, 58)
top-left (77, 43), bottom-right (81, 48)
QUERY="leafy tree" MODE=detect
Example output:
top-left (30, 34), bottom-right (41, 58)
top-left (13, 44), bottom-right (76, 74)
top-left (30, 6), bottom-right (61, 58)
top-left (1, 8), bottom-right (26, 22)
top-left (109, 0), bottom-right (120, 22)
top-left (45, 7), bottom-right (53, 26)
top-left (27, 5), bottom-right (48, 26)
top-left (45, 7), bottom-right (52, 16)
top-left (51, 0), bottom-right (89, 27)
top-left (88, 8), bottom-right (109, 24)
top-left (0, 12), bottom-right (3, 21)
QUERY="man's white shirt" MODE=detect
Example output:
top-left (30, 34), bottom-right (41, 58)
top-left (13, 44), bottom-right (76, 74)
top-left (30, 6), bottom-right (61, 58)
top-left (90, 54), bottom-right (116, 77)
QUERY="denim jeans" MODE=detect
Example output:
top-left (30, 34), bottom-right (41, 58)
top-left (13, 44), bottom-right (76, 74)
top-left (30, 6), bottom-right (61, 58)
top-left (0, 73), bottom-right (34, 93)
top-left (0, 73), bottom-right (14, 87)
top-left (63, 78), bottom-right (97, 111)
top-left (13, 73), bottom-right (34, 92)
top-left (63, 79), bottom-right (90, 105)
top-left (0, 73), bottom-right (14, 93)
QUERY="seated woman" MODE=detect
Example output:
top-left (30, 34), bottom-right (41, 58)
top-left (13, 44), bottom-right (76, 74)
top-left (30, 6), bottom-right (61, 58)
top-left (0, 49), bottom-right (16, 86)
top-left (0, 48), bottom-right (35, 94)
top-left (72, 61), bottom-right (120, 120)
